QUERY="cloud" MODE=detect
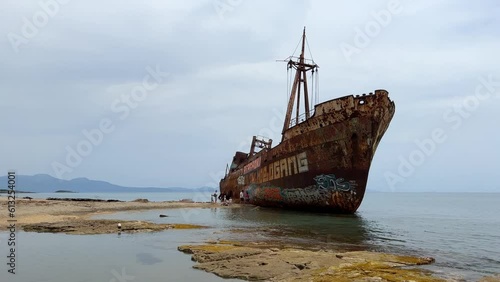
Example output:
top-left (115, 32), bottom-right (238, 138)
top-left (0, 0), bottom-right (499, 191)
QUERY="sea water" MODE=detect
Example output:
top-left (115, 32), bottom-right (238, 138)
top-left (0, 231), bottom-right (242, 282)
top-left (13, 191), bottom-right (212, 202)
top-left (1, 192), bottom-right (498, 281)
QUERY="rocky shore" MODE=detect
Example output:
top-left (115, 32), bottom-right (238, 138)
top-left (22, 219), bottom-right (206, 235)
top-left (0, 198), bottom-right (226, 233)
top-left (178, 240), bottom-right (445, 281)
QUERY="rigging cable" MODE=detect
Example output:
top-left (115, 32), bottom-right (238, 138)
top-left (291, 34), bottom-right (302, 58)
top-left (310, 71), bottom-right (314, 110)
top-left (287, 65), bottom-right (292, 106)
top-left (305, 35), bottom-right (315, 66)
top-left (316, 68), bottom-right (320, 105)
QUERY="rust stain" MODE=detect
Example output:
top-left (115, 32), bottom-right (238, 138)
top-left (219, 29), bottom-right (395, 213)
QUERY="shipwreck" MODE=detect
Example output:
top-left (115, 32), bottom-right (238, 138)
top-left (219, 28), bottom-right (395, 213)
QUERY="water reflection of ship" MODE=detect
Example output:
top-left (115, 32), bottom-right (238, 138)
top-left (221, 206), bottom-right (376, 250)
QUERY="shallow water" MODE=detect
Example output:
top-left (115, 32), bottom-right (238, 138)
top-left (94, 192), bottom-right (500, 280)
top-left (13, 191), bottom-right (211, 202)
top-left (1, 192), bottom-right (499, 281)
top-left (0, 231), bottom-right (241, 282)
top-left (359, 193), bottom-right (500, 280)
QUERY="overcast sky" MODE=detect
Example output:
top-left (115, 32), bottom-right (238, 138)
top-left (1, 0), bottom-right (499, 192)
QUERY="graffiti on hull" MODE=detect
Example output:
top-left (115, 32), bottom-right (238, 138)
top-left (248, 174), bottom-right (358, 207)
top-left (313, 174), bottom-right (354, 193)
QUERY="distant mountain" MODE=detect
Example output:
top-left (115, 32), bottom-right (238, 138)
top-left (0, 174), bottom-right (214, 193)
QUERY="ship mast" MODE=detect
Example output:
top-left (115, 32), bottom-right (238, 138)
top-left (282, 27), bottom-right (319, 135)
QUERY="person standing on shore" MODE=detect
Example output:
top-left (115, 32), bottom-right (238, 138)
top-left (219, 192), bottom-right (226, 203)
top-left (240, 190), bottom-right (244, 203)
top-left (213, 190), bottom-right (218, 203)
top-left (244, 190), bottom-right (249, 202)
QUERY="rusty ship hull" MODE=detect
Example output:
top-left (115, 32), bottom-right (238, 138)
top-left (220, 91), bottom-right (395, 213)
top-left (219, 29), bottom-right (395, 213)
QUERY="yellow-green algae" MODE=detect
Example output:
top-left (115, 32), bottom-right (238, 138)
top-left (169, 223), bottom-right (208, 229)
top-left (178, 244), bottom-right (239, 254)
top-left (178, 242), bottom-right (445, 282)
top-left (312, 261), bottom-right (446, 282)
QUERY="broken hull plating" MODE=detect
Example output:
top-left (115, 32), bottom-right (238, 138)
top-left (220, 90), bottom-right (395, 213)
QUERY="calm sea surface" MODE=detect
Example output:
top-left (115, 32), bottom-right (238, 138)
top-left (1, 192), bottom-right (499, 281)
top-left (13, 191), bottom-right (214, 202)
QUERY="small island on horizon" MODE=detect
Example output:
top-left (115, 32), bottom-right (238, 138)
top-left (0, 174), bottom-right (215, 194)
top-left (0, 189), bottom-right (34, 194)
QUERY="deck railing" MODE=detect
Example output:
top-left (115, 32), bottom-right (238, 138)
top-left (289, 109), bottom-right (315, 128)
